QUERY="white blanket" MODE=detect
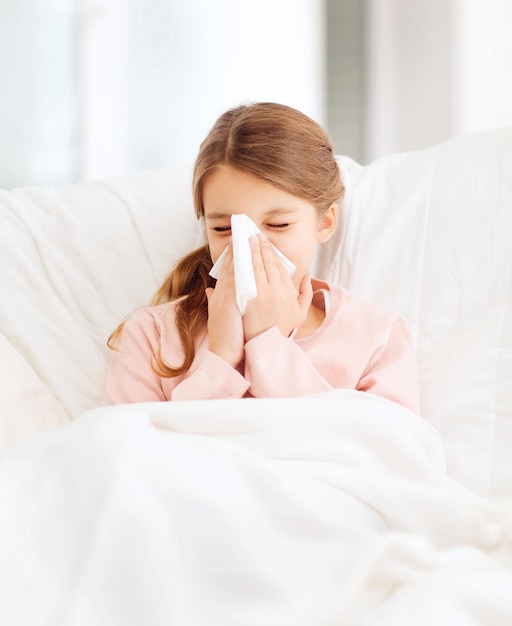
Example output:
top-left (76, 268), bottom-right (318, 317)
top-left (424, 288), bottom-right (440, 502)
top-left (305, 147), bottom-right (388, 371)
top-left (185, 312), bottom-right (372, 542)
top-left (1, 390), bottom-right (511, 625)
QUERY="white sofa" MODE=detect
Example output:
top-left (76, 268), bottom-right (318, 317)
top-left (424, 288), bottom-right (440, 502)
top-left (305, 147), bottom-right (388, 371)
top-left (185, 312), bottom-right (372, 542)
top-left (2, 128), bottom-right (510, 498)
top-left (1, 129), bottom-right (512, 625)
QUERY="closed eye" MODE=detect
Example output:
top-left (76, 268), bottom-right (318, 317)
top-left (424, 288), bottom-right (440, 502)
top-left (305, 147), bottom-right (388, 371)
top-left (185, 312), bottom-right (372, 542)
top-left (213, 223), bottom-right (290, 233)
top-left (267, 223), bottom-right (290, 230)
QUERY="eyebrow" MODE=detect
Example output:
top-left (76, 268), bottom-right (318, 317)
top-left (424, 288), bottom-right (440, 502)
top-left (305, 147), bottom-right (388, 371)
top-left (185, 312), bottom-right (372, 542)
top-left (205, 208), bottom-right (298, 220)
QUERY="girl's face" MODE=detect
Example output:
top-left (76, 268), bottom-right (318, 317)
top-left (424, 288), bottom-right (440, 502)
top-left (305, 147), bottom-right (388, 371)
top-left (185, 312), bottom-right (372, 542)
top-left (203, 165), bottom-right (337, 287)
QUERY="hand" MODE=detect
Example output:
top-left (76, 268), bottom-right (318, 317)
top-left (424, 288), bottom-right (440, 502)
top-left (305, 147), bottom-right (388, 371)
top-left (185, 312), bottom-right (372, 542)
top-left (205, 244), bottom-right (244, 368)
top-left (243, 235), bottom-right (313, 342)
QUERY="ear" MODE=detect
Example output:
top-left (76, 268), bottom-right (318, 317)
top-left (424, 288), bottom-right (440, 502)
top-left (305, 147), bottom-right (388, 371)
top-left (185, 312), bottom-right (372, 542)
top-left (316, 204), bottom-right (338, 243)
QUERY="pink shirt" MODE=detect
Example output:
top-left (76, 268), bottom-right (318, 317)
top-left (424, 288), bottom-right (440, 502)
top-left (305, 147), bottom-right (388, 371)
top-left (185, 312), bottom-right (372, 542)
top-left (106, 281), bottom-right (420, 412)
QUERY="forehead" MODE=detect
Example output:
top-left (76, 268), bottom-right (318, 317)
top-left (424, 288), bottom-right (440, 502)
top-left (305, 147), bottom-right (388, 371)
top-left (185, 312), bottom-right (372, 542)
top-left (205, 207), bottom-right (298, 221)
top-left (203, 166), bottom-right (312, 218)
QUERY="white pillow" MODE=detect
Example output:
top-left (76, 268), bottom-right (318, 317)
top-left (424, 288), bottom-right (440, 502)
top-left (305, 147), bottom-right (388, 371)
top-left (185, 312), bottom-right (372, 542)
top-left (0, 332), bottom-right (69, 451)
top-left (314, 128), bottom-right (512, 498)
top-left (0, 164), bottom-right (202, 441)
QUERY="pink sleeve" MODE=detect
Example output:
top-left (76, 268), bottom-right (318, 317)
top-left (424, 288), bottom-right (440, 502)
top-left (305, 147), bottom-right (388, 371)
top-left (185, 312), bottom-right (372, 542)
top-left (171, 350), bottom-right (250, 400)
top-left (357, 318), bottom-right (420, 413)
top-left (244, 326), bottom-right (333, 397)
top-left (106, 309), bottom-right (250, 404)
top-left (106, 310), bottom-right (166, 404)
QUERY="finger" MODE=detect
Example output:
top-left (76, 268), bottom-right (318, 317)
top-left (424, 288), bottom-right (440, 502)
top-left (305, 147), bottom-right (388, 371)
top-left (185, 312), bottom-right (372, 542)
top-left (258, 235), bottom-right (283, 283)
top-left (249, 235), bottom-right (266, 278)
top-left (275, 249), bottom-right (295, 284)
top-left (250, 234), bottom-right (281, 284)
top-left (297, 274), bottom-right (313, 312)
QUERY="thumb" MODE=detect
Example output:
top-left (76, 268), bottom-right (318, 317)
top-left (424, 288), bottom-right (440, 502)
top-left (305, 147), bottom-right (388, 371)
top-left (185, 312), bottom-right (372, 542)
top-left (297, 274), bottom-right (313, 312)
top-left (205, 287), bottom-right (214, 302)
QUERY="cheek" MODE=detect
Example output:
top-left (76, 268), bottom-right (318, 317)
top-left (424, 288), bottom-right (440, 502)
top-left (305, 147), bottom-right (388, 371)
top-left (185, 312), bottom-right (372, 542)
top-left (207, 238), bottom-right (227, 264)
top-left (270, 234), bottom-right (315, 267)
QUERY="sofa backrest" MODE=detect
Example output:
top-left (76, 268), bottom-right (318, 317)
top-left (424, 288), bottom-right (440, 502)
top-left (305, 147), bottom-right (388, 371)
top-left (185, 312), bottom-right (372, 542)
top-left (0, 164), bottom-right (201, 442)
top-left (1, 129), bottom-right (511, 498)
top-left (315, 129), bottom-right (512, 497)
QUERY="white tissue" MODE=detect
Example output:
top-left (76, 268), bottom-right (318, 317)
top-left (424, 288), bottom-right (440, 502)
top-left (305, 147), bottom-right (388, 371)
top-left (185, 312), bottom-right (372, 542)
top-left (209, 213), bottom-right (296, 313)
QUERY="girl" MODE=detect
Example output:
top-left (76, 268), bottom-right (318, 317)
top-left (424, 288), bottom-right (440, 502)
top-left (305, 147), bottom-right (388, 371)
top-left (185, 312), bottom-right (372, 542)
top-left (107, 102), bottom-right (420, 412)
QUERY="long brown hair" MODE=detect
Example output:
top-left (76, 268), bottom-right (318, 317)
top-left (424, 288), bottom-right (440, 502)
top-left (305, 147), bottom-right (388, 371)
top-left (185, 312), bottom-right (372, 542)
top-left (108, 102), bottom-right (345, 376)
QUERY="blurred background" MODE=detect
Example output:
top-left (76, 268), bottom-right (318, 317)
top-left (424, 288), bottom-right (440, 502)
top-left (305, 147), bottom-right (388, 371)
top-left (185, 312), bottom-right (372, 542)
top-left (1, 0), bottom-right (511, 189)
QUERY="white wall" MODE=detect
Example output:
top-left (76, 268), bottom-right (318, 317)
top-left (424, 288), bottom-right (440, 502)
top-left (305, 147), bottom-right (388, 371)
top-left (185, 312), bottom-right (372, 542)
top-left (0, 0), bottom-right (324, 187)
top-left (77, 0), bottom-right (130, 183)
top-left (365, 0), bottom-right (512, 162)
top-left (79, 0), bottom-right (326, 181)
top-left (0, 1), bottom-right (77, 188)
top-left (3, 0), bottom-right (512, 187)
top-left (456, 0), bottom-right (512, 137)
